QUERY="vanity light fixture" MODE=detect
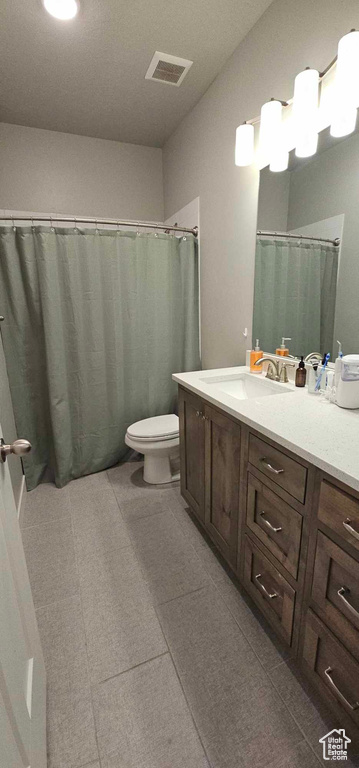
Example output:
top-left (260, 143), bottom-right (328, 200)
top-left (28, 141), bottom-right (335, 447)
top-left (258, 100), bottom-right (278, 169)
top-left (331, 30), bottom-right (359, 138)
top-left (42, 0), bottom-right (79, 20)
top-left (234, 29), bottom-right (359, 170)
top-left (258, 99), bottom-right (289, 171)
top-left (235, 123), bottom-right (254, 166)
top-left (293, 68), bottom-right (319, 157)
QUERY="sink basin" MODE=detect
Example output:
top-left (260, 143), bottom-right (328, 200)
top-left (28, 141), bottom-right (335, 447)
top-left (200, 372), bottom-right (292, 401)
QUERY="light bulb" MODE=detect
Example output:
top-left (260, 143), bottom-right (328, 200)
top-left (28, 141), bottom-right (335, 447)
top-left (293, 68), bottom-right (319, 157)
top-left (43, 0), bottom-right (79, 20)
top-left (270, 148), bottom-right (289, 173)
top-left (331, 30), bottom-right (359, 138)
top-left (258, 100), bottom-right (288, 171)
top-left (235, 123), bottom-right (254, 167)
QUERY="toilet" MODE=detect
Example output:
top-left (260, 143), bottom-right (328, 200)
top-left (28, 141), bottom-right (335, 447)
top-left (125, 414), bottom-right (180, 485)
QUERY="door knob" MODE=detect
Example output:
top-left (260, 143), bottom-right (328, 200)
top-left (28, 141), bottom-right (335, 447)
top-left (0, 438), bottom-right (32, 463)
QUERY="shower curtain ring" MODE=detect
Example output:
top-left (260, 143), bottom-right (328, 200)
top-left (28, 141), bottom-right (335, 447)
top-left (11, 217), bottom-right (16, 232)
top-left (50, 216), bottom-right (54, 232)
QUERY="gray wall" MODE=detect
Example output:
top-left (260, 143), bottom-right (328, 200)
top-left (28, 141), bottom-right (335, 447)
top-left (163, 0), bottom-right (359, 369)
top-left (287, 130), bottom-right (359, 356)
top-left (257, 168), bottom-right (290, 231)
top-left (0, 122), bottom-right (164, 221)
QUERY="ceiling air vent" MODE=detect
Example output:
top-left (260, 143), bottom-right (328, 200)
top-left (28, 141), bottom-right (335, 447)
top-left (145, 52), bottom-right (193, 87)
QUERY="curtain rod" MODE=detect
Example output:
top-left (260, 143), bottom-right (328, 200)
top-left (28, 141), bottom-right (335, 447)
top-left (0, 215), bottom-right (198, 237)
top-left (257, 230), bottom-right (340, 246)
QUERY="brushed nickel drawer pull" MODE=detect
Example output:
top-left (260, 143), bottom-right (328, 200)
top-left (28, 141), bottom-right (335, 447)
top-left (259, 511), bottom-right (282, 533)
top-left (343, 518), bottom-right (359, 541)
top-left (338, 587), bottom-right (359, 620)
top-left (324, 667), bottom-right (359, 711)
top-left (260, 457), bottom-right (284, 475)
top-left (255, 573), bottom-right (278, 599)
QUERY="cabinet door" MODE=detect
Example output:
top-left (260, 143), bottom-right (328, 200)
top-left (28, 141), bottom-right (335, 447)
top-left (178, 388), bottom-right (205, 523)
top-left (204, 404), bottom-right (241, 567)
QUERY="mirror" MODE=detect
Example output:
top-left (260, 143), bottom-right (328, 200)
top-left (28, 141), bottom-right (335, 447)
top-left (253, 123), bottom-right (359, 360)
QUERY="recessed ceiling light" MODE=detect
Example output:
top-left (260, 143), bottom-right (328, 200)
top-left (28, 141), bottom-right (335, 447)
top-left (42, 0), bottom-right (79, 20)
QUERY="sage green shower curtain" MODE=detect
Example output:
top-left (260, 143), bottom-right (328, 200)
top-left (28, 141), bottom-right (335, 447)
top-left (0, 226), bottom-right (200, 489)
top-left (252, 237), bottom-right (338, 358)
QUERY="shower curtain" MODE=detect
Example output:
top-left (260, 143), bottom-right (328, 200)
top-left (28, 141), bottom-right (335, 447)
top-left (0, 226), bottom-right (200, 489)
top-left (252, 237), bottom-right (338, 358)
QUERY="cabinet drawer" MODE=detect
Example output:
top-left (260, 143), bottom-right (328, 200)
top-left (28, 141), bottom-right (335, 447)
top-left (303, 610), bottom-right (359, 727)
top-left (312, 532), bottom-right (359, 663)
top-left (248, 434), bottom-right (307, 503)
top-left (318, 480), bottom-right (359, 553)
top-left (243, 535), bottom-right (295, 645)
top-left (246, 473), bottom-right (303, 580)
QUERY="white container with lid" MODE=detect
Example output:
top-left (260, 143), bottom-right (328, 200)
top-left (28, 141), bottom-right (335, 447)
top-left (336, 354), bottom-right (359, 409)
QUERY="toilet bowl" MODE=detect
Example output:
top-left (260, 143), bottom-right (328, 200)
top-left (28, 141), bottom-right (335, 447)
top-left (125, 414), bottom-right (180, 485)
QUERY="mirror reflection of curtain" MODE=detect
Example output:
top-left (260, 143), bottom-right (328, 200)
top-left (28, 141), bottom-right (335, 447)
top-left (253, 237), bottom-right (338, 359)
top-left (0, 226), bottom-right (200, 489)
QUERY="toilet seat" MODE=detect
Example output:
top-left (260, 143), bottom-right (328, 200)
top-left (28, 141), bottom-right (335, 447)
top-left (127, 414), bottom-right (179, 442)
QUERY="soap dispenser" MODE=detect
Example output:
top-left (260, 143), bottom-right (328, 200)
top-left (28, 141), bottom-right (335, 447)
top-left (295, 356), bottom-right (307, 387)
top-left (250, 339), bottom-right (263, 373)
top-left (276, 337), bottom-right (291, 356)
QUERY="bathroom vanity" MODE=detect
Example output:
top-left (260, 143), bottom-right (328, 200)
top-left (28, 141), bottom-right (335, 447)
top-left (173, 367), bottom-right (359, 741)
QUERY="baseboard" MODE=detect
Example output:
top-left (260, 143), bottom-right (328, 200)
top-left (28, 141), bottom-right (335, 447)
top-left (17, 474), bottom-right (26, 525)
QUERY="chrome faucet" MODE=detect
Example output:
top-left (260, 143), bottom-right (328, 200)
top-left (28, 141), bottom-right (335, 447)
top-left (304, 352), bottom-right (322, 363)
top-left (254, 357), bottom-right (295, 383)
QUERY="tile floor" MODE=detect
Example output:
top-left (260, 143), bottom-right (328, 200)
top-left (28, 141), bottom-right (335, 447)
top-left (21, 460), bottom-right (359, 768)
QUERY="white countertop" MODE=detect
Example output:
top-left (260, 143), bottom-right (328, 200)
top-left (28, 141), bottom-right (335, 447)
top-left (173, 366), bottom-right (359, 492)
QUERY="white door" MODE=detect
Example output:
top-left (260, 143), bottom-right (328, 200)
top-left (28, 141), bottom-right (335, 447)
top-left (0, 426), bottom-right (46, 768)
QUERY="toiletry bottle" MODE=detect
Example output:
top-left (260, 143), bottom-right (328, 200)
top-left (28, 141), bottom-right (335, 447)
top-left (250, 339), bottom-right (263, 373)
top-left (295, 356), bottom-right (307, 387)
top-left (276, 337), bottom-right (291, 356)
top-left (308, 362), bottom-right (319, 394)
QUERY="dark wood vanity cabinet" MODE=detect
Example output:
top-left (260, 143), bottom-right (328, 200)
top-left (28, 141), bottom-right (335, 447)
top-left (178, 389), bottom-right (205, 523)
top-left (178, 387), bottom-right (241, 567)
top-left (178, 384), bottom-right (359, 742)
top-left (300, 477), bottom-right (359, 736)
top-left (204, 404), bottom-right (241, 567)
